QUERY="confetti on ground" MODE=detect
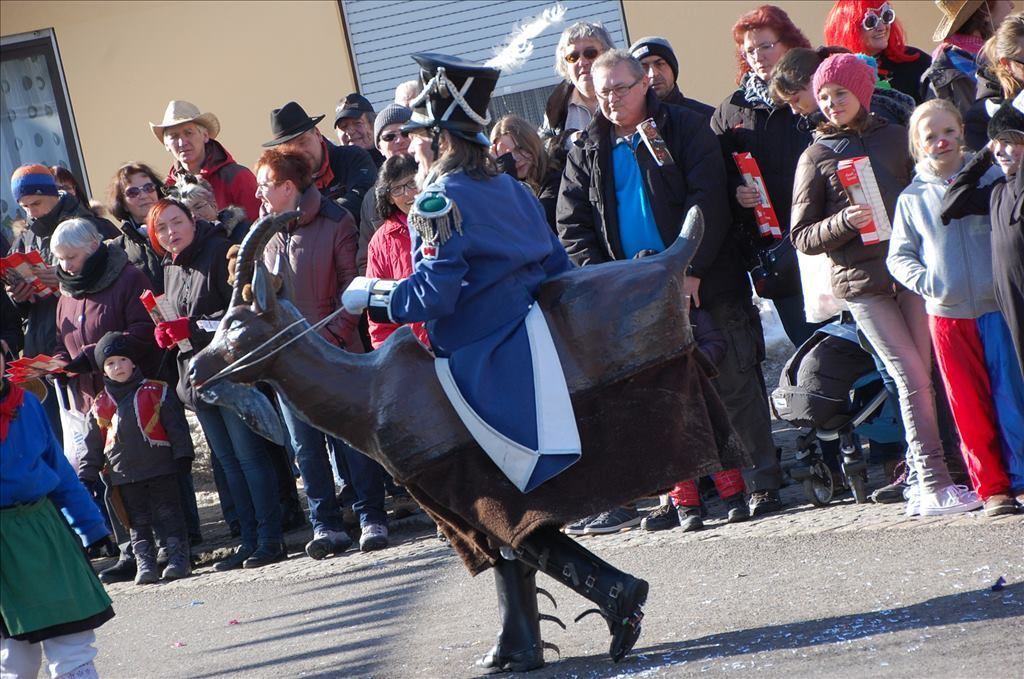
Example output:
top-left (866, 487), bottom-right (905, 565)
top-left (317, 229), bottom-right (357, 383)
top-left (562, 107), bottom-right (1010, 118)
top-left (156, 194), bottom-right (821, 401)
top-left (172, 641), bottom-right (187, 648)
top-left (991, 576), bottom-right (1006, 592)
top-left (228, 619), bottom-right (239, 625)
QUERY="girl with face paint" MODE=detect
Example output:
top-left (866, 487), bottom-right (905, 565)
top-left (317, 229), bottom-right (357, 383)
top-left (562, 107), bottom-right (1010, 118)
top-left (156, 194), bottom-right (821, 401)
top-left (887, 99), bottom-right (1023, 517)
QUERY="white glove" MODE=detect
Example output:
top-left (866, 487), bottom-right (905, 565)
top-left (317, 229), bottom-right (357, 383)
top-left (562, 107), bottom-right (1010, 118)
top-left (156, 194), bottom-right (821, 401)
top-left (342, 276), bottom-right (376, 314)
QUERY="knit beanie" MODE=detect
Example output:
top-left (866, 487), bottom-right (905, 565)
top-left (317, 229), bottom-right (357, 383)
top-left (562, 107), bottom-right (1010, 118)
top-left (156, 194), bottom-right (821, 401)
top-left (373, 104), bottom-right (413, 146)
top-left (95, 331), bottom-right (138, 368)
top-left (628, 36), bottom-right (679, 81)
top-left (812, 53), bottom-right (875, 114)
top-left (11, 164), bottom-right (58, 202)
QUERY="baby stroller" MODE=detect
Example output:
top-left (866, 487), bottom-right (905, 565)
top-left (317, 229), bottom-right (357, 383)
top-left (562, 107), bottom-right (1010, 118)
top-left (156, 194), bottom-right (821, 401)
top-left (771, 319), bottom-right (903, 505)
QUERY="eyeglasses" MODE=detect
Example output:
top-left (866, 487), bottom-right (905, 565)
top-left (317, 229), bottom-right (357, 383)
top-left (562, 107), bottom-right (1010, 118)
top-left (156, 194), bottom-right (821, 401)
top-left (389, 180), bottom-right (418, 197)
top-left (564, 47), bottom-right (601, 64)
top-left (596, 77), bottom-right (642, 101)
top-left (380, 130), bottom-right (410, 143)
top-left (124, 182), bottom-right (157, 199)
top-left (862, 4), bottom-right (896, 31)
top-left (744, 41), bottom-right (778, 58)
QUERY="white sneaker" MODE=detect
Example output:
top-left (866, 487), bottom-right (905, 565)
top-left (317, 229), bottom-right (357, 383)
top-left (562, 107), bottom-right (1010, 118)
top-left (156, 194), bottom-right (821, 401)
top-left (359, 523), bottom-right (389, 552)
top-left (904, 483), bottom-right (920, 517)
top-left (919, 485), bottom-right (983, 517)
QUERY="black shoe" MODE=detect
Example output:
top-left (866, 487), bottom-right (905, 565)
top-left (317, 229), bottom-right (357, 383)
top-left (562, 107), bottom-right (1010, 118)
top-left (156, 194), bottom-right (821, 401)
top-left (748, 490), bottom-right (783, 517)
top-left (475, 559), bottom-right (547, 673)
top-left (243, 543), bottom-right (287, 569)
top-left (98, 556), bottom-right (137, 584)
top-left (641, 504), bottom-right (680, 532)
top-left (213, 545), bottom-right (256, 572)
top-left (677, 505), bottom-right (704, 532)
top-left (723, 494), bottom-right (750, 523)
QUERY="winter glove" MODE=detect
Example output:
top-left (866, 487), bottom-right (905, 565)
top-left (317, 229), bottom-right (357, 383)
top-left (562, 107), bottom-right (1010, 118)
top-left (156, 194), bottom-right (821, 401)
top-left (63, 352), bottom-right (91, 375)
top-left (342, 276), bottom-right (376, 314)
top-left (155, 318), bottom-right (191, 349)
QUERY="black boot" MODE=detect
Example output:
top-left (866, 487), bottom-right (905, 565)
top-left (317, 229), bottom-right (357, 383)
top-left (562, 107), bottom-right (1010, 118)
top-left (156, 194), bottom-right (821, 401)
top-left (517, 528), bottom-right (648, 663)
top-left (476, 558), bottom-right (547, 672)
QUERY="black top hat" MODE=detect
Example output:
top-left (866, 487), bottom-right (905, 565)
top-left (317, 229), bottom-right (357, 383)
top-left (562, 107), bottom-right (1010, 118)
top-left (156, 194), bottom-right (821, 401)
top-left (401, 53), bottom-right (500, 147)
top-left (263, 101), bottom-right (325, 148)
top-left (334, 93), bottom-right (375, 127)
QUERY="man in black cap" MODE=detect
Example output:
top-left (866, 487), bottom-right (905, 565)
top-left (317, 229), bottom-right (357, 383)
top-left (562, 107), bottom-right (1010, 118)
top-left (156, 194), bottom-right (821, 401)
top-left (628, 36), bottom-right (713, 119)
top-left (264, 101), bottom-right (376, 223)
top-left (334, 93), bottom-right (384, 167)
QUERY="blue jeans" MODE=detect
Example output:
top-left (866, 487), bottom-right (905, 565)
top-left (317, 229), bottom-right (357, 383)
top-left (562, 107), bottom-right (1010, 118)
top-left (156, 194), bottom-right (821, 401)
top-left (333, 439), bottom-right (387, 527)
top-left (279, 400), bottom-right (345, 534)
top-left (979, 311), bottom-right (1024, 491)
top-left (195, 405), bottom-right (282, 547)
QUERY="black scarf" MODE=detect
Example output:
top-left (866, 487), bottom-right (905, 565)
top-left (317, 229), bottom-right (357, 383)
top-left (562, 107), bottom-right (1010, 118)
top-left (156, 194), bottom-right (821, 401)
top-left (56, 243), bottom-right (111, 296)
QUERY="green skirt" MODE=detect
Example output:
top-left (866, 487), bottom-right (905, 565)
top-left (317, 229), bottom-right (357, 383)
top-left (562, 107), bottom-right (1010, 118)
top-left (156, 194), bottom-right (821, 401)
top-left (0, 498), bottom-right (112, 637)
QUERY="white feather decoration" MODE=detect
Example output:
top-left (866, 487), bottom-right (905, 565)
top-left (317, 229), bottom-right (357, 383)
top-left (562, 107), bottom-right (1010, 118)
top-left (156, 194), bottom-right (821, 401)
top-left (484, 3), bottom-right (567, 72)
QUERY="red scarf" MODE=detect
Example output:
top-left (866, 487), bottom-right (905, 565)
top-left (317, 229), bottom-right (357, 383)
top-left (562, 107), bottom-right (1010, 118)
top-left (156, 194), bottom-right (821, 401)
top-left (313, 139), bottom-right (335, 193)
top-left (941, 34), bottom-right (986, 57)
top-left (0, 382), bottom-right (25, 443)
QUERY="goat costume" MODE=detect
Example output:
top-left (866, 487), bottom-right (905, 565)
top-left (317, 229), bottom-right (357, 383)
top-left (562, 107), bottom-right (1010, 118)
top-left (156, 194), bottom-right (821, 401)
top-left (334, 52), bottom-right (749, 671)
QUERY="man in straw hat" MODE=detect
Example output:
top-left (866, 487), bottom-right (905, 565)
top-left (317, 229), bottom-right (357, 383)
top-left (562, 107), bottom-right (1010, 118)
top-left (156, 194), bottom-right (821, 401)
top-left (151, 100), bottom-right (261, 220)
top-left (922, 0), bottom-right (1017, 115)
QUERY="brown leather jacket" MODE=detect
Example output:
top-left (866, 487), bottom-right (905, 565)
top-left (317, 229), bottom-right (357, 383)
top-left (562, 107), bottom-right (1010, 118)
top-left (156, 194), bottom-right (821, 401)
top-left (262, 185), bottom-right (362, 352)
top-left (790, 116), bottom-right (912, 300)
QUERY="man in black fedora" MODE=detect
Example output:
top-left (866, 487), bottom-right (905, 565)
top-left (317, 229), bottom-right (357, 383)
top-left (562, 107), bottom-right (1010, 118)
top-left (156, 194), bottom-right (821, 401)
top-left (334, 93), bottom-right (384, 167)
top-left (264, 101), bottom-right (376, 224)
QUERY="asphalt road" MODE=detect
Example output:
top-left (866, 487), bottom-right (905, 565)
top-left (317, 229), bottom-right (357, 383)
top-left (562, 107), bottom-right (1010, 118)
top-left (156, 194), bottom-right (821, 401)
top-left (93, 502), bottom-right (1022, 679)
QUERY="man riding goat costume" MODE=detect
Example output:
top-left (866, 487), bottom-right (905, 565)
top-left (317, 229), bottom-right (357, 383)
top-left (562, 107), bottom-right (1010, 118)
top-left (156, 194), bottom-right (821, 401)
top-left (196, 53), bottom-right (748, 672)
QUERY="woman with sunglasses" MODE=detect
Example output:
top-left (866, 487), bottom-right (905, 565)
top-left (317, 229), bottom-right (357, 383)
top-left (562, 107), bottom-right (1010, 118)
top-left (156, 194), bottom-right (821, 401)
top-left (824, 0), bottom-right (931, 103)
top-left (965, 13), bottom-right (1024, 149)
top-left (541, 21), bottom-right (615, 164)
top-left (107, 163), bottom-right (168, 294)
top-left (713, 5), bottom-right (818, 347)
top-left (491, 114), bottom-right (561, 231)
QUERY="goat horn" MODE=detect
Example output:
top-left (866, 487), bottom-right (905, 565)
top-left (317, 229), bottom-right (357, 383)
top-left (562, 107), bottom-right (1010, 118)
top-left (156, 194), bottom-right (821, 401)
top-left (230, 210), bottom-right (300, 308)
top-left (658, 205), bottom-right (704, 273)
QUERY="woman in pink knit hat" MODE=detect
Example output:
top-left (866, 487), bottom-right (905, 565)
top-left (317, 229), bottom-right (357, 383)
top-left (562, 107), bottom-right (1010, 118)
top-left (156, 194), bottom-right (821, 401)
top-left (790, 53), bottom-right (982, 518)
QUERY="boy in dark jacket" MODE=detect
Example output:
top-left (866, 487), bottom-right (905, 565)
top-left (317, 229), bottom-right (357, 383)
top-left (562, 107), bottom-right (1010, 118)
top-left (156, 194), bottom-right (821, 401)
top-left (80, 331), bottom-right (194, 584)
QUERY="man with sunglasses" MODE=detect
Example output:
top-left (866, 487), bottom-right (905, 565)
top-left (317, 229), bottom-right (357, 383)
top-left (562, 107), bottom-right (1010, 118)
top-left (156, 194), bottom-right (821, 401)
top-left (263, 101), bottom-right (376, 228)
top-left (357, 104), bottom-right (415, 275)
top-left (557, 51), bottom-right (751, 535)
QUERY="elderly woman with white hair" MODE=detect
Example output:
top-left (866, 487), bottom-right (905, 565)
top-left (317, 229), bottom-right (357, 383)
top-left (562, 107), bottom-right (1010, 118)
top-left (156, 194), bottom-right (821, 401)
top-left (51, 218), bottom-right (155, 412)
top-left (541, 21), bottom-right (616, 157)
top-left (172, 174), bottom-right (250, 245)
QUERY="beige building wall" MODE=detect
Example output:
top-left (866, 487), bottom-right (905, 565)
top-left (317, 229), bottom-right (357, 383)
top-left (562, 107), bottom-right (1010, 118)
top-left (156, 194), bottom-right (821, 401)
top-left (2, 0), bottom-right (945, 202)
top-left (622, 1), bottom-right (942, 108)
top-left (1, 0), bottom-right (357, 199)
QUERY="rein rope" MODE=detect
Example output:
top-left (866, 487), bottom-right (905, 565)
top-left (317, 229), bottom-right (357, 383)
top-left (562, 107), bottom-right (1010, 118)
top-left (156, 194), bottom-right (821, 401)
top-left (200, 304), bottom-right (348, 387)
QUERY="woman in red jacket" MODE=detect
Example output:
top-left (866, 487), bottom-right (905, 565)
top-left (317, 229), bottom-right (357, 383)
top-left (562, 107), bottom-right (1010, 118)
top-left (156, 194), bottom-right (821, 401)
top-left (365, 154), bottom-right (429, 349)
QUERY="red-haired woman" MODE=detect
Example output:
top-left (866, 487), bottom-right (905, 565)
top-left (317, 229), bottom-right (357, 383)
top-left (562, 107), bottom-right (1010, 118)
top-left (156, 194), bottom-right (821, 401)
top-left (712, 5), bottom-right (819, 346)
top-left (149, 198), bottom-right (285, 570)
top-left (824, 1), bottom-right (931, 103)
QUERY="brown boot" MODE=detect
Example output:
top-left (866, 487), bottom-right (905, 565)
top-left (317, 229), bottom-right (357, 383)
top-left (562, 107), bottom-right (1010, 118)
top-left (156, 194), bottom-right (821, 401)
top-left (983, 494), bottom-right (1019, 517)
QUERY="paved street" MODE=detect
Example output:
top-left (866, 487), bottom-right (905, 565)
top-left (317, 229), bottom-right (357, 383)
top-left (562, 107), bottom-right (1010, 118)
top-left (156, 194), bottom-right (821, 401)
top-left (93, 482), bottom-right (1023, 679)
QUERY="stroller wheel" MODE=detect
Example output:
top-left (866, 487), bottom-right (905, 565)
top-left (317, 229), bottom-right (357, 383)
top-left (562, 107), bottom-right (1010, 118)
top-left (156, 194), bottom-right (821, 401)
top-left (803, 461), bottom-right (834, 506)
top-left (849, 472), bottom-right (869, 504)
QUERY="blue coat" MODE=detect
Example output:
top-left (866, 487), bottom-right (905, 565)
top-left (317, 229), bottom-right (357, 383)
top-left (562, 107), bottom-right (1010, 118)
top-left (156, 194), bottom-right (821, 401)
top-left (0, 389), bottom-right (109, 546)
top-left (389, 172), bottom-right (573, 451)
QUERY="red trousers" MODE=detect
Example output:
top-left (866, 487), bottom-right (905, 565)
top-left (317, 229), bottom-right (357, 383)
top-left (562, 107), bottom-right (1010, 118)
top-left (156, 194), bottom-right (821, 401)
top-left (930, 315), bottom-right (1011, 500)
top-left (669, 468), bottom-right (745, 507)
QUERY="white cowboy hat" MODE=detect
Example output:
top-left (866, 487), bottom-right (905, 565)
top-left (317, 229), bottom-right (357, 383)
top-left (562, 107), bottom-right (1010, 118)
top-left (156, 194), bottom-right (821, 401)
top-left (149, 100), bottom-right (221, 142)
top-left (932, 0), bottom-right (985, 42)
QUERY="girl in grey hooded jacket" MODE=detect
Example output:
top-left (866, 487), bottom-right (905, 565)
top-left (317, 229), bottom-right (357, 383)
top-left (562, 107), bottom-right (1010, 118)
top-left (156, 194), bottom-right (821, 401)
top-left (888, 99), bottom-right (1023, 516)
